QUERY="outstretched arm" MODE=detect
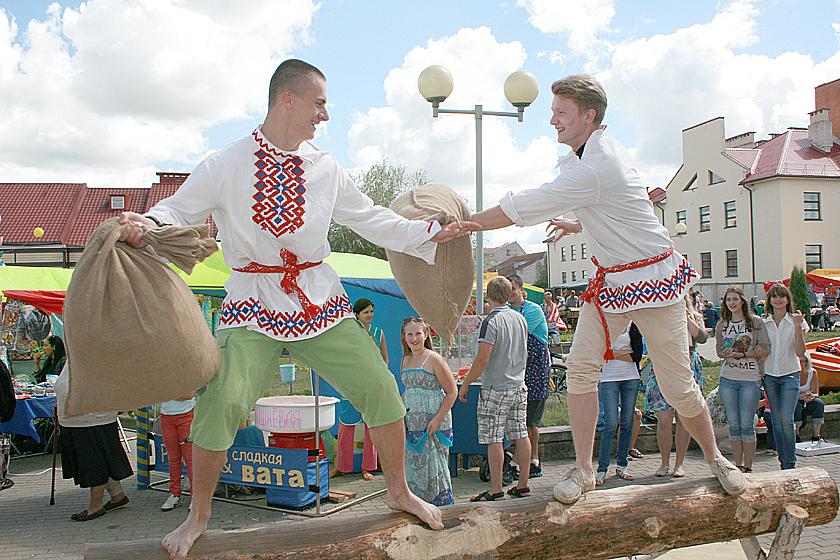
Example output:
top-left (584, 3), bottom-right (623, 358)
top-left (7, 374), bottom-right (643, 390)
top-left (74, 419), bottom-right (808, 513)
top-left (469, 206), bottom-right (513, 232)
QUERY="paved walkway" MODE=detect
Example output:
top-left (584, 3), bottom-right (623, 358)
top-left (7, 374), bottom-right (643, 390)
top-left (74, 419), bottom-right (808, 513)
top-left (2, 436), bottom-right (838, 560)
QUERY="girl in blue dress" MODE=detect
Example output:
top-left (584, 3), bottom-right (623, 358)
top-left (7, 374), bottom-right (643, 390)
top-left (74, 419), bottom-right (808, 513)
top-left (400, 317), bottom-right (457, 506)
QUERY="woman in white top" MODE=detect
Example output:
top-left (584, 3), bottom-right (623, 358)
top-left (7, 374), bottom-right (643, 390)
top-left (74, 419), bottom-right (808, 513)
top-left (762, 283), bottom-right (807, 470)
top-left (595, 323), bottom-right (641, 485)
top-left (715, 287), bottom-right (770, 473)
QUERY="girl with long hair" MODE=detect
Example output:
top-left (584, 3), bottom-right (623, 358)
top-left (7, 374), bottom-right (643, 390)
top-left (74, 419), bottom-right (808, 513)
top-left (715, 287), bottom-right (770, 473)
top-left (400, 317), bottom-right (457, 506)
top-left (762, 283), bottom-right (807, 469)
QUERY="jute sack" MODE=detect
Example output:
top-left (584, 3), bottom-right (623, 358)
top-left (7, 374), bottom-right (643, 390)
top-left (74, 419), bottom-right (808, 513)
top-left (63, 218), bottom-right (222, 416)
top-left (386, 184), bottom-right (474, 343)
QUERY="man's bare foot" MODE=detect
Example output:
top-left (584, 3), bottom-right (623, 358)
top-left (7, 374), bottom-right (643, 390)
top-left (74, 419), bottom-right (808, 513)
top-left (387, 491), bottom-right (444, 530)
top-left (362, 470), bottom-right (374, 480)
top-left (161, 512), bottom-right (208, 560)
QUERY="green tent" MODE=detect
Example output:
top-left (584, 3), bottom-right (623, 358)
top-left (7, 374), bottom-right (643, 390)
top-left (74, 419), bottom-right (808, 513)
top-left (0, 265), bottom-right (75, 293)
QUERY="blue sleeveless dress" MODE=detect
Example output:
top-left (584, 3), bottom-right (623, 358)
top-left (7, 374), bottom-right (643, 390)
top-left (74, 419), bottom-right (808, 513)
top-left (402, 356), bottom-right (454, 506)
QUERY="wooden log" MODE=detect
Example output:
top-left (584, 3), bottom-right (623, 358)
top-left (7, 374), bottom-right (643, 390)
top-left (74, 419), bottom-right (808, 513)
top-left (85, 466), bottom-right (839, 560)
top-left (766, 504), bottom-right (809, 560)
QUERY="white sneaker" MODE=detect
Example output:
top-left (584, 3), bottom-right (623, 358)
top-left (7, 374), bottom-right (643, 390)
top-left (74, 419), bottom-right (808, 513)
top-left (553, 467), bottom-right (596, 504)
top-left (810, 439), bottom-right (825, 449)
top-left (709, 457), bottom-right (747, 497)
top-left (161, 494), bottom-right (181, 511)
top-left (595, 471), bottom-right (607, 486)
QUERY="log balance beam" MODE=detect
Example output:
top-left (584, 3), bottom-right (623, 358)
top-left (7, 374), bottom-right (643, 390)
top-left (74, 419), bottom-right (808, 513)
top-left (86, 466), bottom-right (838, 560)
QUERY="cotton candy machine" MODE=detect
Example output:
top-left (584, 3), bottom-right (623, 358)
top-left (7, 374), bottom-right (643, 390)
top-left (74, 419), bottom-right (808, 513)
top-left (254, 395), bottom-right (339, 433)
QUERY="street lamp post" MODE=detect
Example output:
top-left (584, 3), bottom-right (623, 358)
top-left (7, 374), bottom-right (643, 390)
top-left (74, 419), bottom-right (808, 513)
top-left (418, 65), bottom-right (539, 311)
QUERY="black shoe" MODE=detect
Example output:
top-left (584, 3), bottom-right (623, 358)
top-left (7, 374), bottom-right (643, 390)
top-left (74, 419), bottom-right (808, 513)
top-left (529, 463), bottom-right (543, 478)
top-left (103, 495), bottom-right (129, 512)
top-left (71, 508), bottom-right (107, 522)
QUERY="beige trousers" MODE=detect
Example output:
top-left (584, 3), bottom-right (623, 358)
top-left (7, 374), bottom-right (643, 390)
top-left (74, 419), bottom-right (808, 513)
top-left (566, 301), bottom-right (705, 419)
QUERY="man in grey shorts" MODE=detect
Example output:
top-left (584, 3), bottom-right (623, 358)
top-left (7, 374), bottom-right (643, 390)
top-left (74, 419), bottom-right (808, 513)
top-left (459, 276), bottom-right (531, 500)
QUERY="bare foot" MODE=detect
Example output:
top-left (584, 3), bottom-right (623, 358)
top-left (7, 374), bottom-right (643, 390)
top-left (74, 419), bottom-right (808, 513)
top-left (672, 466), bottom-right (685, 477)
top-left (161, 511), bottom-right (208, 560)
top-left (387, 491), bottom-right (444, 530)
top-left (655, 465), bottom-right (669, 477)
top-left (362, 470), bottom-right (374, 480)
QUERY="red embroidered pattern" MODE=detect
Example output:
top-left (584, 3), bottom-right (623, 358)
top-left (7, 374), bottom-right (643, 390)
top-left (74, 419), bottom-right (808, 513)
top-left (219, 294), bottom-right (353, 338)
top-left (252, 131), bottom-right (306, 237)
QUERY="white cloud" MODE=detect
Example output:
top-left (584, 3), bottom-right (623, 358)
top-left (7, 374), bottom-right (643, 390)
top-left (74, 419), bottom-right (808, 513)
top-left (346, 26), bottom-right (561, 254)
top-left (517, 0), bottom-right (616, 64)
top-left (598, 0), bottom-right (829, 188)
top-left (0, 0), bottom-right (317, 185)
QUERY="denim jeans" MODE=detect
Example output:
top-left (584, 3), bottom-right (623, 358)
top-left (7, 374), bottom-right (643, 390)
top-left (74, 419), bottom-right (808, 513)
top-left (597, 378), bottom-right (640, 472)
top-left (795, 398), bottom-right (826, 427)
top-left (717, 377), bottom-right (761, 443)
top-left (764, 373), bottom-right (800, 470)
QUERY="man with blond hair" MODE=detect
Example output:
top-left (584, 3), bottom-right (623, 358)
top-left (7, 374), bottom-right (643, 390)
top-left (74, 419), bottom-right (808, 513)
top-left (469, 74), bottom-right (747, 504)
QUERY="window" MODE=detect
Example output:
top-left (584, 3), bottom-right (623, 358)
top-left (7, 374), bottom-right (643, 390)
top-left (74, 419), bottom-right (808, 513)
top-left (571, 245), bottom-right (576, 261)
top-left (683, 173), bottom-right (697, 191)
top-left (700, 252), bottom-right (712, 279)
top-left (560, 247), bottom-right (566, 261)
top-left (581, 270), bottom-right (587, 280)
top-left (699, 206), bottom-right (710, 232)
top-left (709, 170), bottom-right (725, 185)
top-left (110, 195), bottom-right (126, 210)
top-left (804, 192), bottom-right (821, 221)
top-left (805, 245), bottom-right (822, 272)
top-left (571, 271), bottom-right (577, 282)
top-left (726, 250), bottom-right (738, 277)
top-left (724, 201), bottom-right (736, 228)
top-left (676, 210), bottom-right (686, 225)
top-left (581, 243), bottom-right (586, 260)
top-left (562, 272), bottom-right (567, 284)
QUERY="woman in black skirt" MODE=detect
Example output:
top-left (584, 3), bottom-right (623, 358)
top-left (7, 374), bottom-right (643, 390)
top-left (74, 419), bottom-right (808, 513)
top-left (55, 365), bottom-right (133, 521)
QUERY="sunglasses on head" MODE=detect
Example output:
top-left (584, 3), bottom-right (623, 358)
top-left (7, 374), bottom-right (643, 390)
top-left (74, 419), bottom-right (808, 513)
top-left (402, 316), bottom-right (424, 325)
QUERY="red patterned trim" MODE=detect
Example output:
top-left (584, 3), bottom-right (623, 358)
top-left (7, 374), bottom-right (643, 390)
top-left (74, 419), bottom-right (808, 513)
top-left (219, 294), bottom-right (353, 338)
top-left (251, 131), bottom-right (307, 238)
top-left (234, 251), bottom-right (323, 321)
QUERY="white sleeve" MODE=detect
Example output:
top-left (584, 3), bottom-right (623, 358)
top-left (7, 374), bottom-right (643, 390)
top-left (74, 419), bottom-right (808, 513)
top-left (499, 162), bottom-right (600, 227)
top-left (331, 168), bottom-right (441, 265)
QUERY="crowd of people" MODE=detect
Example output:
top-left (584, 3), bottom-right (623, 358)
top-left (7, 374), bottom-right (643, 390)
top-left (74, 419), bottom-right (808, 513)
top-left (8, 59), bottom-right (833, 560)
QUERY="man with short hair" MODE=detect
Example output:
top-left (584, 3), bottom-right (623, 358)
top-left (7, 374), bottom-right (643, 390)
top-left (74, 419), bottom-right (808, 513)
top-left (507, 274), bottom-right (551, 477)
top-left (458, 276), bottom-right (531, 500)
top-left (120, 59), bottom-right (469, 559)
top-left (469, 73), bottom-right (746, 504)
top-left (703, 301), bottom-right (721, 333)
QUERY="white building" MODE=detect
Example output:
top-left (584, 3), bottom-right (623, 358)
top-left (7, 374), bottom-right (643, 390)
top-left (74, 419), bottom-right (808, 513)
top-left (660, 109), bottom-right (840, 294)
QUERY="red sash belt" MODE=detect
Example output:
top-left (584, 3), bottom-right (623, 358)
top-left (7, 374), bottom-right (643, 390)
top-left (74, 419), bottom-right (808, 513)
top-left (580, 247), bottom-right (675, 361)
top-left (233, 249), bottom-right (323, 321)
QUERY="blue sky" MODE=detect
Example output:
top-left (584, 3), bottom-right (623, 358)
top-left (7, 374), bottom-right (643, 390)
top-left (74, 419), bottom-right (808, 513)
top-left (1, 0), bottom-right (839, 251)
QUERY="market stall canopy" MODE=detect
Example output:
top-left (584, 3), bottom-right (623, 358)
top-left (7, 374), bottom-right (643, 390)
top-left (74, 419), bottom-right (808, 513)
top-left (1, 290), bottom-right (65, 315)
top-left (0, 265), bottom-right (75, 314)
top-left (762, 273), bottom-right (840, 293)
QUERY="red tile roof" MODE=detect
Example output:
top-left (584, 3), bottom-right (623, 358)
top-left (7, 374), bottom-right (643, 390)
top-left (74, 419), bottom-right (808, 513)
top-left (66, 187), bottom-right (151, 246)
top-left (0, 183), bottom-right (86, 244)
top-left (742, 129), bottom-right (840, 184)
top-left (0, 172), bottom-right (217, 249)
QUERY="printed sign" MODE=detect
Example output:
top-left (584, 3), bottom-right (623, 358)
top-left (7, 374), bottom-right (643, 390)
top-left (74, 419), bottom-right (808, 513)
top-left (153, 436), bottom-right (310, 489)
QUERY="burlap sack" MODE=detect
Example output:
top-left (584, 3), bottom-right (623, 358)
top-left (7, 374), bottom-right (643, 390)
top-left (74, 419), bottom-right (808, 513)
top-left (386, 184), bottom-right (474, 343)
top-left (63, 218), bottom-right (222, 416)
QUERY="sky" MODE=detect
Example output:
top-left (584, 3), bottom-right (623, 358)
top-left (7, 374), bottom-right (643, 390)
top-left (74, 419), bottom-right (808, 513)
top-left (1, 0), bottom-right (839, 253)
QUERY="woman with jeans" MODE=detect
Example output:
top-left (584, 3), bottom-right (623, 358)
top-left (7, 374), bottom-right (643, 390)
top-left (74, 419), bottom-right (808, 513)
top-left (762, 283), bottom-right (807, 469)
top-left (715, 287), bottom-right (770, 473)
top-left (595, 323), bottom-right (642, 485)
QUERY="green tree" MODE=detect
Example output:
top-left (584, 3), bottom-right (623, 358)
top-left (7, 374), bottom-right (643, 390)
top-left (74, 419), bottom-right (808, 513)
top-left (789, 264), bottom-right (811, 323)
top-left (328, 159), bottom-right (429, 260)
top-left (534, 256), bottom-right (548, 288)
